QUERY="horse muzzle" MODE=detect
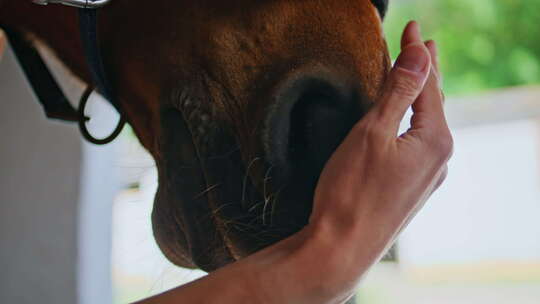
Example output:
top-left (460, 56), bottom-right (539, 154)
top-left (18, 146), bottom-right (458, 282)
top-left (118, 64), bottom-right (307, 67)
top-left (264, 66), bottom-right (371, 189)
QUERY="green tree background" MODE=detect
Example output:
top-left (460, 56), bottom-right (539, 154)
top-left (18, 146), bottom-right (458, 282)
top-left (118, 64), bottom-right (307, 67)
top-left (384, 0), bottom-right (540, 97)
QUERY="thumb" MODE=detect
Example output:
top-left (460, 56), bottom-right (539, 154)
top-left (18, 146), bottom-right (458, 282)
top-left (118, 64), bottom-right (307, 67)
top-left (374, 43), bottom-right (431, 131)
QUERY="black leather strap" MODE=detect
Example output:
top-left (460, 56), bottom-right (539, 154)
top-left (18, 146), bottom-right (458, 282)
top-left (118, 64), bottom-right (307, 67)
top-left (78, 7), bottom-right (118, 110)
top-left (3, 26), bottom-right (80, 122)
top-left (3, 2), bottom-right (124, 144)
top-left (77, 6), bottom-right (125, 144)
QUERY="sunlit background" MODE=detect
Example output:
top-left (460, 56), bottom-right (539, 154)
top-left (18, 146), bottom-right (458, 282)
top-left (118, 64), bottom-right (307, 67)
top-left (1, 1), bottom-right (539, 304)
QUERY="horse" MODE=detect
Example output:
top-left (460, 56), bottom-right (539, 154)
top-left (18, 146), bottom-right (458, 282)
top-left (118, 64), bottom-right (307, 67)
top-left (0, 0), bottom-right (390, 280)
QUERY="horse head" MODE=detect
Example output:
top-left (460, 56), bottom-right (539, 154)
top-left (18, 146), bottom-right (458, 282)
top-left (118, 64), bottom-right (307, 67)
top-left (1, 0), bottom-right (391, 271)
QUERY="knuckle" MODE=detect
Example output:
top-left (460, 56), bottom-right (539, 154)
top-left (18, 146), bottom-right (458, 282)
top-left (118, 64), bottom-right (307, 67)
top-left (351, 118), bottom-right (386, 142)
top-left (440, 167), bottom-right (449, 182)
top-left (389, 72), bottom-right (421, 100)
top-left (428, 131), bottom-right (454, 159)
top-left (364, 121), bottom-right (386, 141)
top-left (434, 168), bottom-right (449, 191)
top-left (441, 90), bottom-right (446, 103)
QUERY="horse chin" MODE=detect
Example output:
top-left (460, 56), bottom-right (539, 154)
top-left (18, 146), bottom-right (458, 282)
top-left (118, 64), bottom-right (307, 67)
top-left (152, 107), bottom-right (316, 270)
top-left (152, 178), bottom-right (314, 271)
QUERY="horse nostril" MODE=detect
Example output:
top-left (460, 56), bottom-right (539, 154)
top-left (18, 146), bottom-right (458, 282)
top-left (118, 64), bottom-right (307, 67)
top-left (289, 87), bottom-right (350, 173)
top-left (266, 77), bottom-right (365, 185)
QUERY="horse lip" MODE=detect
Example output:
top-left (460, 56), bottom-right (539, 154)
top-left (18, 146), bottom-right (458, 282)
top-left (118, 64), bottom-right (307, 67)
top-left (155, 107), bottom-right (236, 271)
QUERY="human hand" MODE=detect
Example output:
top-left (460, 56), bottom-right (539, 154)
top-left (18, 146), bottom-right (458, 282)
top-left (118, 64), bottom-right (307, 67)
top-left (312, 19), bottom-right (450, 240)
top-left (291, 21), bottom-right (452, 303)
top-left (251, 21), bottom-right (452, 304)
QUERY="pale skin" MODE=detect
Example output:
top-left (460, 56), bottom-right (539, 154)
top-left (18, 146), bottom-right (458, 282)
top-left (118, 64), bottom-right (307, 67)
top-left (1, 21), bottom-right (452, 304)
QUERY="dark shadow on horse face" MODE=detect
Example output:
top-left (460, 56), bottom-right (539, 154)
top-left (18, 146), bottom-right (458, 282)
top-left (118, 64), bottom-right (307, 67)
top-left (149, 0), bottom-right (391, 271)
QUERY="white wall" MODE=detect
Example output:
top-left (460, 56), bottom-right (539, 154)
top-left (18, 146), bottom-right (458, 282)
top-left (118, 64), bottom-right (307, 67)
top-left (0, 45), bottom-right (117, 303)
top-left (399, 118), bottom-right (540, 266)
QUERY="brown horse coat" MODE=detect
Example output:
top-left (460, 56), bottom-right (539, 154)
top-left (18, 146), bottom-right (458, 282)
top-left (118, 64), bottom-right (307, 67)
top-left (0, 0), bottom-right (390, 272)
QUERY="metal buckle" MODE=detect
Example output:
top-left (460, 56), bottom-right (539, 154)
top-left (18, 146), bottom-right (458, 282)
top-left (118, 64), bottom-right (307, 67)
top-left (32, 0), bottom-right (112, 9)
top-left (78, 87), bottom-right (126, 145)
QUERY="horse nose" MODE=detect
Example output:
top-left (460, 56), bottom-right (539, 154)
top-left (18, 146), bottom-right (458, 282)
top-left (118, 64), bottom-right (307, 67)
top-left (265, 74), bottom-right (367, 185)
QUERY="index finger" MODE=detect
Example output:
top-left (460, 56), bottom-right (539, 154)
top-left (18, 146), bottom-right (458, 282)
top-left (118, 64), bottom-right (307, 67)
top-left (410, 63), bottom-right (448, 132)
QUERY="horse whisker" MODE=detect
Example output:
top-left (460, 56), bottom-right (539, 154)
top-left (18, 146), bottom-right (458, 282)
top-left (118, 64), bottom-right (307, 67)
top-left (194, 183), bottom-right (221, 199)
top-left (242, 157), bottom-right (261, 209)
top-left (262, 165), bottom-right (274, 226)
top-left (208, 202), bottom-right (237, 217)
top-left (248, 200), bottom-right (265, 213)
top-left (270, 188), bottom-right (282, 226)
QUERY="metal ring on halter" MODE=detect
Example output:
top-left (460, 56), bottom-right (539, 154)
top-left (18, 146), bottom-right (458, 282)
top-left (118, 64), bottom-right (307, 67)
top-left (78, 86), bottom-right (126, 145)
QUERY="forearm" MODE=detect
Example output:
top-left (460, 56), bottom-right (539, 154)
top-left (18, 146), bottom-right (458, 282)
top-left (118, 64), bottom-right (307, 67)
top-left (132, 260), bottom-right (256, 304)
top-left (133, 204), bottom-right (409, 304)
top-left (255, 211), bottom-right (409, 304)
top-left (132, 227), bottom-right (312, 304)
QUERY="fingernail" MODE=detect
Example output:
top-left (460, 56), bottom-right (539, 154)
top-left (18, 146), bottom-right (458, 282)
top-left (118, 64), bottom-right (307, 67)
top-left (395, 43), bottom-right (429, 73)
top-left (426, 40), bottom-right (438, 57)
top-left (411, 21), bottom-right (421, 37)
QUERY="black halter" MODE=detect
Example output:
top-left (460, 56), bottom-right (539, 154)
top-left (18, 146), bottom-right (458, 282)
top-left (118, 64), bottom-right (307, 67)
top-left (4, 0), bottom-right (124, 145)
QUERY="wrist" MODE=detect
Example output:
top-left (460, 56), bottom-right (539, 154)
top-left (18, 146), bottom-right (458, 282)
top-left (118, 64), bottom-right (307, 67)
top-left (248, 228), bottom-right (316, 304)
top-left (305, 207), bottom-right (403, 277)
top-left (253, 225), bottom-right (360, 304)
top-left (248, 207), bottom-right (405, 304)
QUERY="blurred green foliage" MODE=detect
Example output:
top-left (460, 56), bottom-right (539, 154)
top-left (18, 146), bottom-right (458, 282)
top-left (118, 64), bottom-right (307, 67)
top-left (384, 0), bottom-right (540, 96)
